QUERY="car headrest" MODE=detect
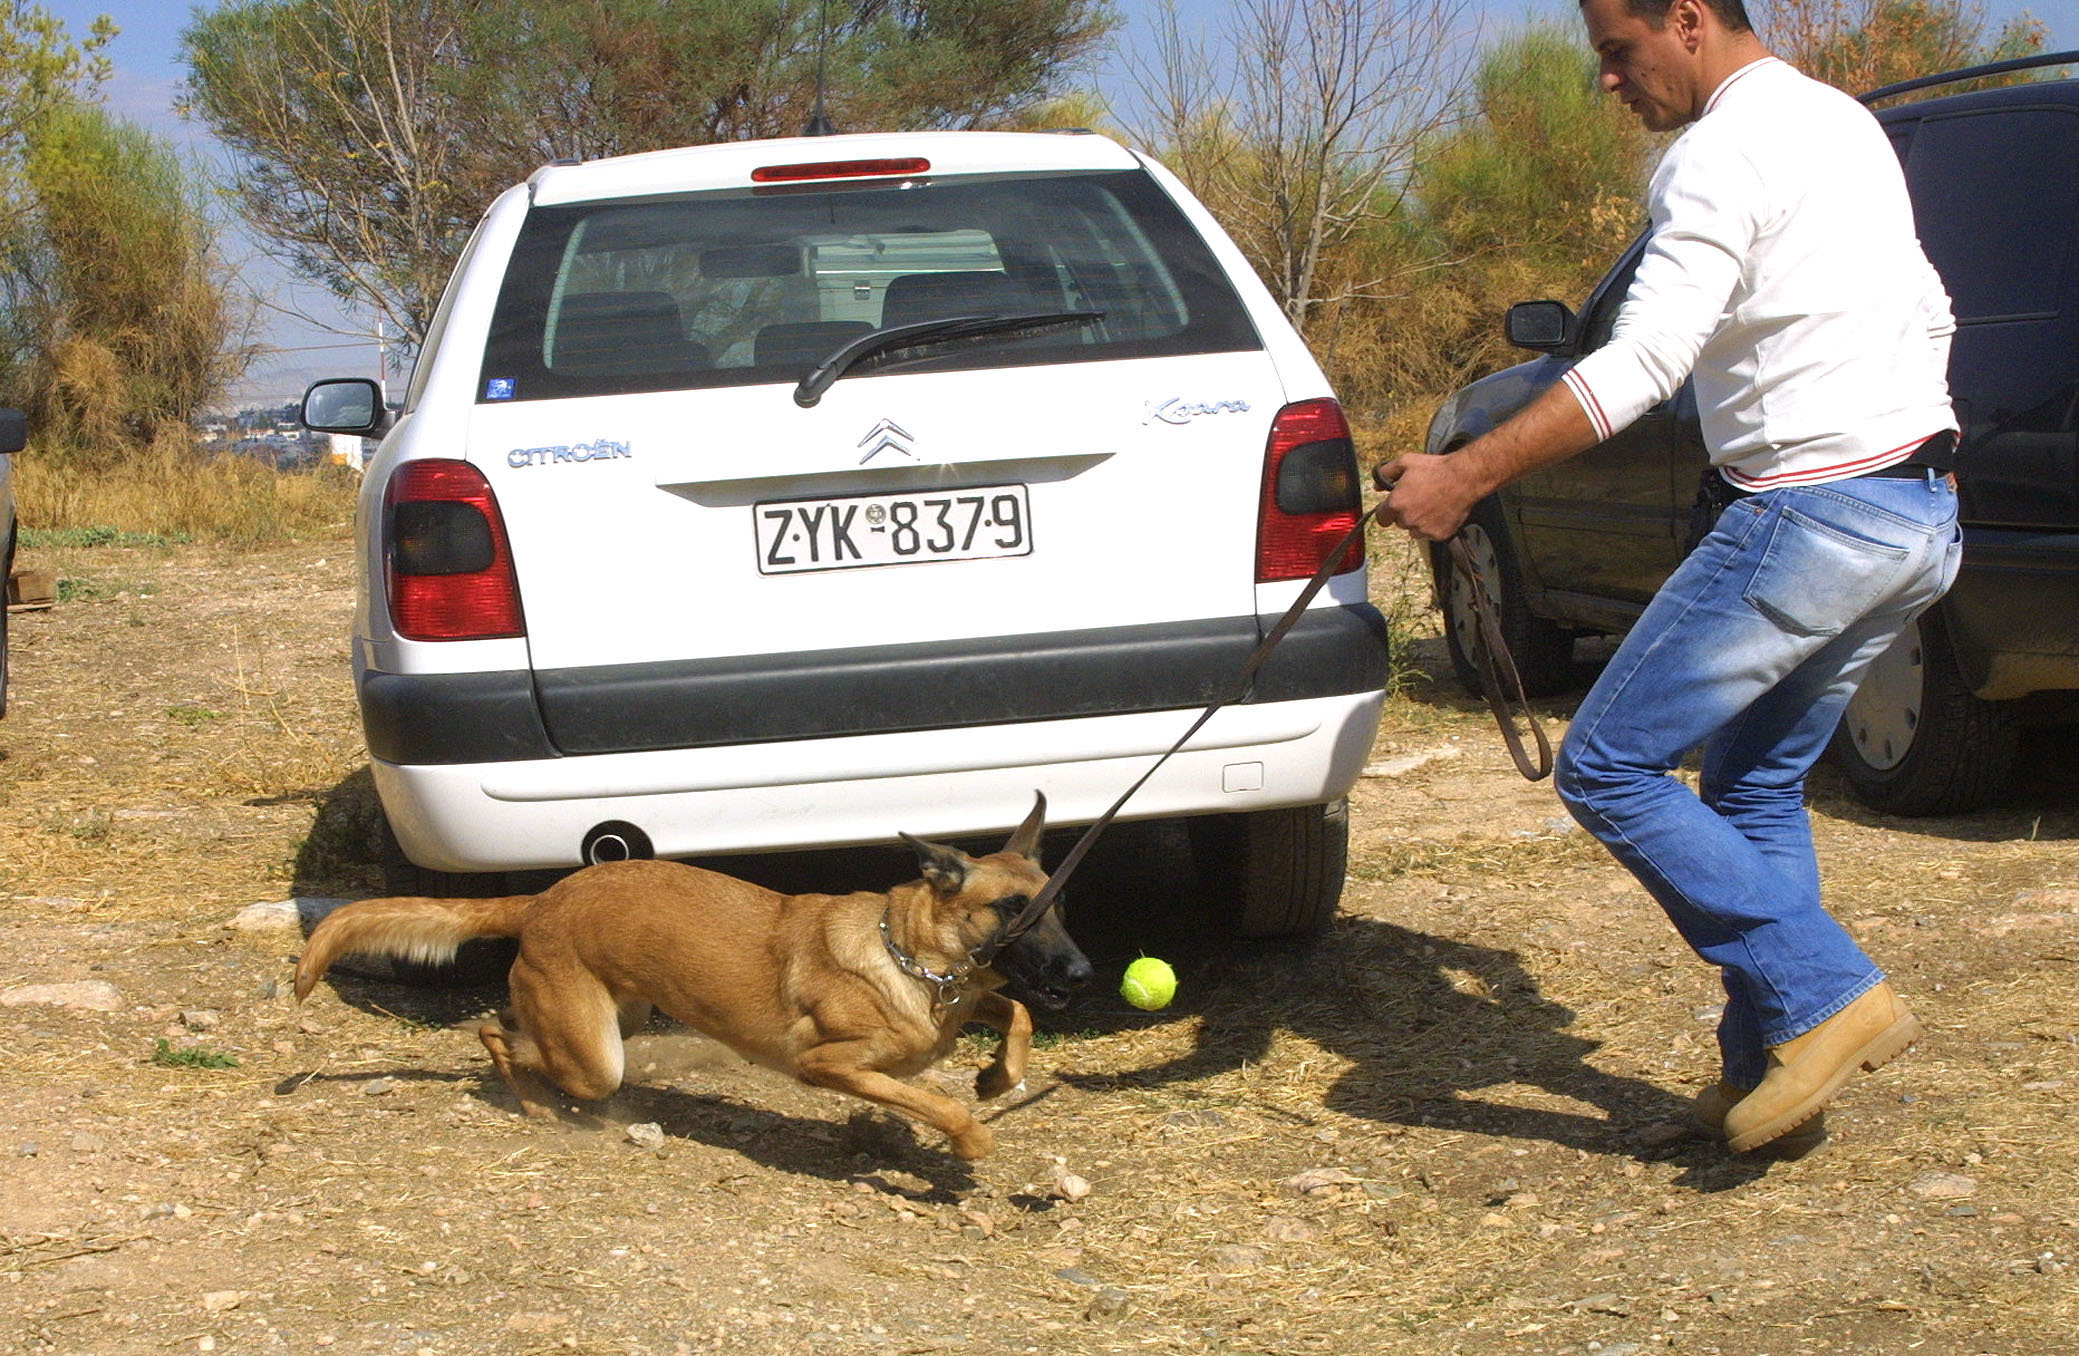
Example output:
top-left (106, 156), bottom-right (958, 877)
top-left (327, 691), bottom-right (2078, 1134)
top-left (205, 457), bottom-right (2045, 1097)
top-left (879, 271), bottom-right (1028, 329)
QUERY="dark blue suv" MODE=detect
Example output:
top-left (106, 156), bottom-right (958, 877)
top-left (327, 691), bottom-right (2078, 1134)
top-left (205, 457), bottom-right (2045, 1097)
top-left (1422, 52), bottom-right (2079, 816)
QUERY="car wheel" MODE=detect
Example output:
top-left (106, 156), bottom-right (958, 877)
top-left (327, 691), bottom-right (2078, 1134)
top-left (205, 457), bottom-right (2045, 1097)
top-left (1830, 608), bottom-right (2017, 816)
top-left (1436, 500), bottom-right (1575, 698)
top-left (339, 809), bottom-right (523, 986)
top-left (1187, 800), bottom-right (1348, 939)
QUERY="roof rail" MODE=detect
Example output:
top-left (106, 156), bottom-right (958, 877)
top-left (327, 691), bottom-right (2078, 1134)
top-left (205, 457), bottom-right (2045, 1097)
top-left (1859, 49), bottom-right (2079, 106)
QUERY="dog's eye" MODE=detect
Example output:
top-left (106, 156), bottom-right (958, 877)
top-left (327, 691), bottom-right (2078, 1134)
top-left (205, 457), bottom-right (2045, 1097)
top-left (987, 894), bottom-right (1028, 918)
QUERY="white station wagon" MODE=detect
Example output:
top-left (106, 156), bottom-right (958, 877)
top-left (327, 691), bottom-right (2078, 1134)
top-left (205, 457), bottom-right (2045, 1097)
top-left (304, 129), bottom-right (1390, 937)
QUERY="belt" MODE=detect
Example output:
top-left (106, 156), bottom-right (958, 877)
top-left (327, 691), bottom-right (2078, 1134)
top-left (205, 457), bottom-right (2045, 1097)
top-left (1856, 428), bottom-right (1957, 479)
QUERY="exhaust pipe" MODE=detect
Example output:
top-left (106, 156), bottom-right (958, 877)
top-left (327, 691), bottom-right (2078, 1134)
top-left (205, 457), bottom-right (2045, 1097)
top-left (581, 821), bottom-right (654, 865)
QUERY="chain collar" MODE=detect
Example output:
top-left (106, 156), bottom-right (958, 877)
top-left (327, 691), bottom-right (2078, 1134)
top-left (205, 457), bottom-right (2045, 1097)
top-left (879, 911), bottom-right (973, 1009)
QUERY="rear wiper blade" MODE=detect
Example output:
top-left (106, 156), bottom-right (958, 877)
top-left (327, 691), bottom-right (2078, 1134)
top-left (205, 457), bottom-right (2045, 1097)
top-left (792, 310), bottom-right (1106, 408)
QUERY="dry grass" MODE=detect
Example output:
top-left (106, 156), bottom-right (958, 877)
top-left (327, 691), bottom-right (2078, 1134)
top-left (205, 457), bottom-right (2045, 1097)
top-left (15, 432), bottom-right (359, 543)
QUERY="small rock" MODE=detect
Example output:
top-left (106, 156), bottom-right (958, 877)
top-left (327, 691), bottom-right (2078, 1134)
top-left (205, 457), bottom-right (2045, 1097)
top-left (180, 1010), bottom-right (221, 1032)
top-left (958, 1209), bottom-right (995, 1238)
top-left (200, 1291), bottom-right (245, 1314)
top-left (2, 980), bottom-right (121, 1011)
top-left (1909, 1171), bottom-right (1978, 1200)
top-left (227, 899), bottom-right (301, 932)
top-left (1053, 1267), bottom-right (1101, 1288)
top-left (1159, 1108), bottom-right (1229, 1129)
top-left (1279, 1167), bottom-right (1361, 1197)
top-left (70, 1132), bottom-right (105, 1153)
top-left (1262, 1216), bottom-right (1321, 1243)
top-left (1050, 1171), bottom-right (1092, 1202)
top-left (17, 1142), bottom-right (37, 1158)
top-left (625, 1122), bottom-right (665, 1150)
top-left (504, 1313), bottom-right (570, 1334)
top-left (1207, 1244), bottom-right (1266, 1273)
top-left (1600, 1344), bottom-right (1645, 1356)
top-left (1085, 1287), bottom-right (1132, 1320)
top-left (361, 1077), bottom-right (395, 1097)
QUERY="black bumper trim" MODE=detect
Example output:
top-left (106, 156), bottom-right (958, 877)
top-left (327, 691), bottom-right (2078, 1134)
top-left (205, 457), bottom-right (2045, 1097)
top-left (362, 606), bottom-right (1391, 767)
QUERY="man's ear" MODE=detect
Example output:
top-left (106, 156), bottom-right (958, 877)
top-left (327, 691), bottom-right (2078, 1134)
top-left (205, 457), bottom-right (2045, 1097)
top-left (899, 832), bottom-right (969, 892)
top-left (1672, 0), bottom-right (1707, 49)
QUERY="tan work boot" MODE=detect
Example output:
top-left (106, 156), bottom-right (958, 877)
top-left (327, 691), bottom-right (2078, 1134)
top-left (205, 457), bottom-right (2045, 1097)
top-left (1722, 982), bottom-right (1920, 1154)
top-left (1693, 1080), bottom-right (1827, 1156)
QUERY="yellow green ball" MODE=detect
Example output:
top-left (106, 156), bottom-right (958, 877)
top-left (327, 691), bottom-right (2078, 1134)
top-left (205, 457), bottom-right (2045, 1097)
top-left (1120, 956), bottom-right (1177, 1011)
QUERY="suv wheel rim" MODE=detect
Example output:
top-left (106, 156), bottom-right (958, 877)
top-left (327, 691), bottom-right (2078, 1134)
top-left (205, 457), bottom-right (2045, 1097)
top-left (1843, 624), bottom-right (1925, 772)
top-left (1449, 524), bottom-right (1501, 653)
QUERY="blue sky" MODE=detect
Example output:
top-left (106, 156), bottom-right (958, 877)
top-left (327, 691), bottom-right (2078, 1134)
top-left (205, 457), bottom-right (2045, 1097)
top-left (40, 0), bottom-right (2079, 405)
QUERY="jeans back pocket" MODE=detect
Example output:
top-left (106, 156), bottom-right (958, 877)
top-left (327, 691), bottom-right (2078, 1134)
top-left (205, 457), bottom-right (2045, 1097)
top-left (1742, 504), bottom-right (1911, 637)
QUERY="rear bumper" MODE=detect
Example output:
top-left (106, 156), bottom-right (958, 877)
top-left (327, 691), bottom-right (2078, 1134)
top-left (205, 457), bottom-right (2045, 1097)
top-left (1945, 529), bottom-right (2079, 700)
top-left (360, 605), bottom-right (1391, 764)
top-left (373, 690), bottom-right (1387, 871)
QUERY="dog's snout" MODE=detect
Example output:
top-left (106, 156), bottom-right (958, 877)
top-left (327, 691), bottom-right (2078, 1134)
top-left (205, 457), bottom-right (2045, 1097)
top-left (1059, 952), bottom-right (1094, 990)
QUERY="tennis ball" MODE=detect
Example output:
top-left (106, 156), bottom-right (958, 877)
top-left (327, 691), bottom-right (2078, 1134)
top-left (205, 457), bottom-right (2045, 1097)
top-left (1120, 956), bottom-right (1178, 1011)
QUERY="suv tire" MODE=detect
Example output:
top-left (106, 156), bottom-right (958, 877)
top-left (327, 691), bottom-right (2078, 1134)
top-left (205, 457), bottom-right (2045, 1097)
top-left (1188, 800), bottom-right (1348, 938)
top-left (1830, 608), bottom-right (2017, 816)
top-left (1435, 500), bottom-right (1575, 699)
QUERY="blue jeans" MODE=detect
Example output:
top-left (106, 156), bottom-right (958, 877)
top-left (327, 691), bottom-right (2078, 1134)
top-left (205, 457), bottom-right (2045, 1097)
top-left (1554, 471), bottom-right (1960, 1088)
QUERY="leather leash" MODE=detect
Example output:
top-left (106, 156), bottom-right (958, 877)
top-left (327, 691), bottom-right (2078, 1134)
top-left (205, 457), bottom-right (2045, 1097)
top-left (970, 495), bottom-right (1552, 965)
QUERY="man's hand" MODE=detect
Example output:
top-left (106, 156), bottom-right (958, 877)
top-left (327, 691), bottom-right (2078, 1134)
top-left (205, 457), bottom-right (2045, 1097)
top-left (1373, 452), bottom-right (1481, 542)
top-left (1373, 383), bottom-right (1607, 542)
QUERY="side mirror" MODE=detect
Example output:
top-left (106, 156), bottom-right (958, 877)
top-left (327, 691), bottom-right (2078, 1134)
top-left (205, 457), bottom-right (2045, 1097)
top-left (0, 407), bottom-right (25, 454)
top-left (1505, 300), bottom-right (1575, 354)
top-left (301, 378), bottom-right (387, 435)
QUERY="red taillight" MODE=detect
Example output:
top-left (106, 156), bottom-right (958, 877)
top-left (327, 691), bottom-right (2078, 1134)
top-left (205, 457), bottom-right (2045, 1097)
top-left (1257, 398), bottom-right (1363, 583)
top-left (750, 157), bottom-right (930, 183)
top-left (383, 459), bottom-right (524, 641)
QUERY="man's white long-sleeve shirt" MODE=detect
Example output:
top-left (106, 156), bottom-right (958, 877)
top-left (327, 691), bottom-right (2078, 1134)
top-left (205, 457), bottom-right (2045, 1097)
top-left (1560, 57), bottom-right (1956, 490)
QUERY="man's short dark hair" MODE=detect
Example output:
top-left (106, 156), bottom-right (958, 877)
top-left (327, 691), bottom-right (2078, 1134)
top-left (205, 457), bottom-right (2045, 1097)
top-left (1619, 0), bottom-right (1756, 32)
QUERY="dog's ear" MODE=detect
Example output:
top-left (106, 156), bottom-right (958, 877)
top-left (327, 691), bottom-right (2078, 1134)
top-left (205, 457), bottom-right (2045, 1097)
top-left (1003, 790), bottom-right (1047, 862)
top-left (899, 831), bottom-right (969, 893)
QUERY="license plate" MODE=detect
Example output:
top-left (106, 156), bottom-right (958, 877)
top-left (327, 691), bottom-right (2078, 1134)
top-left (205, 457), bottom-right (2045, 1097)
top-left (754, 485), bottom-right (1033, 575)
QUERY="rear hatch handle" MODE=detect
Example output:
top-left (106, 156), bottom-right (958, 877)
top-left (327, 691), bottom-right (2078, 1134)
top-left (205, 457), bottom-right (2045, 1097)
top-left (793, 310), bottom-right (1106, 408)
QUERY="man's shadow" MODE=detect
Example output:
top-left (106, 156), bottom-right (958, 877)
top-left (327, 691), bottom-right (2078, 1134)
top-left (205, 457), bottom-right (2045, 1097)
top-left (1058, 820), bottom-right (1770, 1189)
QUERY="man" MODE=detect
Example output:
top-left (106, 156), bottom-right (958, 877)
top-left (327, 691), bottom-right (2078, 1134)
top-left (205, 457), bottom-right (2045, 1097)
top-left (1375, 0), bottom-right (1959, 1154)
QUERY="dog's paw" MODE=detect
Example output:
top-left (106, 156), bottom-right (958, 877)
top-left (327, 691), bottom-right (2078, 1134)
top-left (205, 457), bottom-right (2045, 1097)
top-left (975, 1067), bottom-right (1026, 1102)
top-left (950, 1121), bottom-right (996, 1161)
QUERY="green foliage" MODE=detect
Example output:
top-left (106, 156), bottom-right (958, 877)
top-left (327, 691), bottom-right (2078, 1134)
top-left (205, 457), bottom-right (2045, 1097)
top-left (21, 524), bottom-right (187, 548)
top-left (151, 1039), bottom-right (241, 1070)
top-left (5, 102), bottom-right (248, 466)
top-left (1304, 22), bottom-right (1649, 417)
top-left (180, 0), bottom-right (1114, 346)
top-left (1769, 0), bottom-right (2050, 98)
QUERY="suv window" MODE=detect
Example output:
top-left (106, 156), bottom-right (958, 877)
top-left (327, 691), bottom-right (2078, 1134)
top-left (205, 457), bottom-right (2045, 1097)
top-left (477, 169), bottom-right (1261, 403)
top-left (1904, 106), bottom-right (2079, 323)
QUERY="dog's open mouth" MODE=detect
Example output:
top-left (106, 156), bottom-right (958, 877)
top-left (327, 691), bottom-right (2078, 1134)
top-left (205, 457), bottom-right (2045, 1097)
top-left (1027, 983), bottom-right (1078, 1011)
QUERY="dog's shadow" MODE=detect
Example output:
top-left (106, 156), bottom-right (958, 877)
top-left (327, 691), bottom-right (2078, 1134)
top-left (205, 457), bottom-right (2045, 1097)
top-left (282, 973), bottom-right (996, 1199)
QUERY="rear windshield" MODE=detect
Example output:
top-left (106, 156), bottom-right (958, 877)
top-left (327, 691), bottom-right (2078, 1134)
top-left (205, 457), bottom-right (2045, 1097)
top-left (476, 168), bottom-right (1261, 403)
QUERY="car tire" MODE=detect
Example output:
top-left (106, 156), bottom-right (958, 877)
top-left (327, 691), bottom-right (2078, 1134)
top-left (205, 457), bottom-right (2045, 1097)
top-left (1187, 800), bottom-right (1348, 939)
top-left (1435, 500), bottom-right (1575, 699)
top-left (342, 810), bottom-right (523, 986)
top-left (1830, 608), bottom-right (2017, 816)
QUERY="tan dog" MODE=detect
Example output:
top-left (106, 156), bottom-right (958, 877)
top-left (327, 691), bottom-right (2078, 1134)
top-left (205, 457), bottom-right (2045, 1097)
top-left (293, 794), bottom-right (1091, 1160)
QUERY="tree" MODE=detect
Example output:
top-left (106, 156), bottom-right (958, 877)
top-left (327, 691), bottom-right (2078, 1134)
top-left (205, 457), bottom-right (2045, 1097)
top-left (1122, 0), bottom-right (1474, 338)
top-left (5, 102), bottom-right (249, 464)
top-left (1332, 22), bottom-right (1650, 411)
top-left (180, 0), bottom-right (1115, 350)
top-left (1766, 0), bottom-right (2049, 97)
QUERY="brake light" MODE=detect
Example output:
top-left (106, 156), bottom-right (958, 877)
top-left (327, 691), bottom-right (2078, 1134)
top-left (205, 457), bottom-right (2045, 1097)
top-left (383, 459), bottom-right (524, 641)
top-left (750, 157), bottom-right (930, 183)
top-left (1256, 398), bottom-right (1364, 583)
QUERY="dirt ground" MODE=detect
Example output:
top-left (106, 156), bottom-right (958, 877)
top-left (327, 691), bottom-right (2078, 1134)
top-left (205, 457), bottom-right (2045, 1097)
top-left (3, 526), bottom-right (2078, 1356)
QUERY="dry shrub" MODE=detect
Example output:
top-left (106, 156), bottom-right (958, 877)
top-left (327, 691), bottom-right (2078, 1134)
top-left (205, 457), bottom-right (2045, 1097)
top-left (16, 426), bottom-right (359, 542)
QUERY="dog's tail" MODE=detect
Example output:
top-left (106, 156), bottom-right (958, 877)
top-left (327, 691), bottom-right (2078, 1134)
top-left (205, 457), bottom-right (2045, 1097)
top-left (293, 894), bottom-right (532, 1000)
